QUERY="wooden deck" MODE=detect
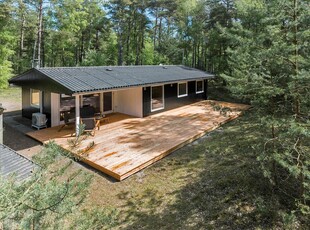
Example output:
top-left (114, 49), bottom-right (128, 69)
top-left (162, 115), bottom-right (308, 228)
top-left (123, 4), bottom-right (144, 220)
top-left (27, 100), bottom-right (250, 181)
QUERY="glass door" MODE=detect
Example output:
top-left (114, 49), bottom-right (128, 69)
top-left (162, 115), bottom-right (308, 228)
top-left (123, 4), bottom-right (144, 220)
top-left (151, 85), bottom-right (164, 112)
top-left (103, 92), bottom-right (113, 113)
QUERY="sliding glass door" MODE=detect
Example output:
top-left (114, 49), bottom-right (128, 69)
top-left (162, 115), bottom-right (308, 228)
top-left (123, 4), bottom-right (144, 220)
top-left (151, 85), bottom-right (164, 112)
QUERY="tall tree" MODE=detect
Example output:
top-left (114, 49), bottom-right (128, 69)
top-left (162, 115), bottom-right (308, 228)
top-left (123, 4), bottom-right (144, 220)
top-left (222, 0), bottom-right (310, 212)
top-left (0, 0), bottom-right (14, 88)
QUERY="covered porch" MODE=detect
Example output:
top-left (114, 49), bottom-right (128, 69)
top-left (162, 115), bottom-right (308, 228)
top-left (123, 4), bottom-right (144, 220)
top-left (27, 100), bottom-right (250, 181)
top-left (53, 86), bottom-right (143, 135)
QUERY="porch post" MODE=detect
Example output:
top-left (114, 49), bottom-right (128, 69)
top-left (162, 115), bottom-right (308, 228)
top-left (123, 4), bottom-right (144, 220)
top-left (0, 103), bottom-right (5, 145)
top-left (39, 91), bottom-right (43, 113)
top-left (100, 92), bottom-right (103, 114)
top-left (80, 95), bottom-right (84, 107)
top-left (75, 95), bottom-right (80, 136)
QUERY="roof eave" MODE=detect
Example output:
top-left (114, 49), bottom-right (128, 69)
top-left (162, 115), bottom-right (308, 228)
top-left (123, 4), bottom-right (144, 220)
top-left (72, 75), bottom-right (214, 95)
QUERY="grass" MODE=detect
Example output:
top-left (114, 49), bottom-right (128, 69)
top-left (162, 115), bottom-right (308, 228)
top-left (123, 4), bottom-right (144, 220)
top-left (0, 87), bottom-right (21, 112)
top-left (77, 108), bottom-right (307, 229)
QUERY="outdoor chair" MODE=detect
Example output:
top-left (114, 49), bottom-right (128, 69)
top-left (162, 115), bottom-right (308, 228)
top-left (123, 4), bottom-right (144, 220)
top-left (58, 112), bottom-right (75, 132)
top-left (80, 117), bottom-right (100, 136)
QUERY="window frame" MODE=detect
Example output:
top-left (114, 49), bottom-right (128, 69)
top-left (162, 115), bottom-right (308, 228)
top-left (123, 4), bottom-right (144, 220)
top-left (177, 82), bottom-right (188, 98)
top-left (30, 89), bottom-right (40, 108)
top-left (150, 85), bottom-right (165, 112)
top-left (196, 80), bottom-right (204, 94)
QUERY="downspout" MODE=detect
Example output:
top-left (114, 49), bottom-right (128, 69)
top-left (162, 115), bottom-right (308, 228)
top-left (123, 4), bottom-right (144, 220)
top-left (0, 103), bottom-right (5, 145)
top-left (39, 91), bottom-right (43, 114)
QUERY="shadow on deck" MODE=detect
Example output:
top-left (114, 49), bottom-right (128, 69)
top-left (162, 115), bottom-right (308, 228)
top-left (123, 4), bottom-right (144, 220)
top-left (27, 100), bottom-right (250, 181)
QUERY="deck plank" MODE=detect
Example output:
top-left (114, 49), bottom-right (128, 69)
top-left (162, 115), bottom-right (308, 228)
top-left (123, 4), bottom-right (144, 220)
top-left (27, 100), bottom-right (250, 180)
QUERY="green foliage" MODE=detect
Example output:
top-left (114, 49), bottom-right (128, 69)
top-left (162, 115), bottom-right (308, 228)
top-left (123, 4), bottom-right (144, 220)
top-left (0, 0), bottom-right (14, 88)
top-left (69, 207), bottom-right (118, 229)
top-left (0, 149), bottom-right (91, 228)
top-left (222, 0), bottom-right (310, 214)
top-left (81, 50), bottom-right (107, 66)
top-left (33, 141), bottom-right (63, 167)
top-left (2, 0), bottom-right (238, 73)
top-left (0, 143), bottom-right (118, 229)
top-left (67, 123), bottom-right (86, 149)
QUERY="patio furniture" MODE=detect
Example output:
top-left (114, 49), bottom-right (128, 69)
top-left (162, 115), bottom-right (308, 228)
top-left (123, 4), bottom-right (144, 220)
top-left (95, 113), bottom-right (110, 125)
top-left (80, 117), bottom-right (100, 136)
top-left (58, 111), bottom-right (75, 132)
top-left (80, 106), bottom-right (96, 118)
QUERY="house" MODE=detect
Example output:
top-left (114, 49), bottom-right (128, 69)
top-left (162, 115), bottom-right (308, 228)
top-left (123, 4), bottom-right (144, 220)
top-left (9, 65), bottom-right (214, 135)
top-left (0, 144), bottom-right (38, 181)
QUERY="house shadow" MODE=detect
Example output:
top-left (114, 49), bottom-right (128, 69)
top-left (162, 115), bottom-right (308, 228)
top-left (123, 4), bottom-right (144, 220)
top-left (3, 111), bottom-right (41, 151)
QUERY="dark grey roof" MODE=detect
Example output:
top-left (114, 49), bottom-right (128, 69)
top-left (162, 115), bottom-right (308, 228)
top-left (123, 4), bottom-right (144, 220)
top-left (9, 65), bottom-right (214, 94)
top-left (0, 144), bottom-right (38, 181)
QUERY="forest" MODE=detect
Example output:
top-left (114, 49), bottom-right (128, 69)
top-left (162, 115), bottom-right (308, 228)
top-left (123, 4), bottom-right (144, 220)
top-left (1, 0), bottom-right (240, 83)
top-left (0, 0), bottom-right (309, 228)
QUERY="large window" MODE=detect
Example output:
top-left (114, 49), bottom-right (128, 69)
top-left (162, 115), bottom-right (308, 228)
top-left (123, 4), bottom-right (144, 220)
top-left (30, 89), bottom-right (40, 107)
top-left (151, 85), bottom-right (164, 112)
top-left (196, 80), bottom-right (204, 94)
top-left (60, 94), bottom-right (75, 121)
top-left (82, 94), bottom-right (100, 112)
top-left (178, 82), bottom-right (188, 98)
top-left (60, 94), bottom-right (75, 111)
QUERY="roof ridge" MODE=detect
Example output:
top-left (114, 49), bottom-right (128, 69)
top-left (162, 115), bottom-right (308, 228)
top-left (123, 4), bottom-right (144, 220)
top-left (36, 65), bottom-right (183, 70)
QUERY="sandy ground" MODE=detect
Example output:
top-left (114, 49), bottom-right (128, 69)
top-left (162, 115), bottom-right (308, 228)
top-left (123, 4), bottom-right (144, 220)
top-left (3, 121), bottom-right (43, 158)
top-left (1, 96), bottom-right (43, 159)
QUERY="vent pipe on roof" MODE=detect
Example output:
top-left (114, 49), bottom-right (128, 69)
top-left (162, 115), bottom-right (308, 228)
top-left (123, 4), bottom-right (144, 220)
top-left (32, 59), bottom-right (40, 68)
top-left (0, 103), bottom-right (5, 145)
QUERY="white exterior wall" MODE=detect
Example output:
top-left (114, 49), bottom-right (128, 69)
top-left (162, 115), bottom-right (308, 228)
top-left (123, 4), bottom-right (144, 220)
top-left (51, 93), bottom-right (60, 127)
top-left (114, 87), bottom-right (143, 118)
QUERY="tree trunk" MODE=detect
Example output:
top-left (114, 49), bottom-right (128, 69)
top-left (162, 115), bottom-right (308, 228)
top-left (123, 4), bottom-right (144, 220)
top-left (293, 0), bottom-right (300, 116)
top-left (79, 33), bottom-right (84, 64)
top-left (37, 0), bottom-right (43, 67)
top-left (153, 10), bottom-right (158, 49)
top-left (19, 10), bottom-right (25, 73)
top-left (158, 17), bottom-right (162, 47)
top-left (117, 32), bottom-right (123, 66)
top-left (95, 29), bottom-right (99, 51)
top-left (271, 123), bottom-right (278, 189)
top-left (126, 17), bottom-right (132, 65)
top-left (41, 10), bottom-right (45, 67)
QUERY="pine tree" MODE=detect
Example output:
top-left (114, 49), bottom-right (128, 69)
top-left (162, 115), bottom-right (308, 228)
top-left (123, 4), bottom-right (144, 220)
top-left (0, 0), bottom-right (14, 88)
top-left (0, 143), bottom-right (117, 228)
top-left (222, 0), bottom-right (310, 213)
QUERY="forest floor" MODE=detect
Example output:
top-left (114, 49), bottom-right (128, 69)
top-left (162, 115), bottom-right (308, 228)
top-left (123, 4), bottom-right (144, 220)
top-left (83, 108), bottom-right (305, 229)
top-left (1, 86), bottom-right (308, 229)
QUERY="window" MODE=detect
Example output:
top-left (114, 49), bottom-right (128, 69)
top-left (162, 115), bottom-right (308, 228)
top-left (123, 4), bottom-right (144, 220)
top-left (60, 94), bottom-right (75, 111)
top-left (151, 85), bottom-right (164, 111)
top-left (196, 80), bottom-right (204, 94)
top-left (178, 82), bottom-right (188, 98)
top-left (82, 93), bottom-right (100, 111)
top-left (30, 89), bottom-right (40, 107)
top-left (60, 94), bottom-right (75, 122)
